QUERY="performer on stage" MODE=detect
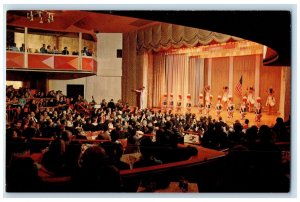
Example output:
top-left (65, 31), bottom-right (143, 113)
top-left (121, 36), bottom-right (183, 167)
top-left (240, 96), bottom-right (247, 120)
top-left (227, 95), bottom-right (234, 119)
top-left (266, 87), bottom-right (276, 115)
top-left (176, 95), bottom-right (182, 112)
top-left (204, 85), bottom-right (211, 103)
top-left (205, 95), bottom-right (213, 116)
top-left (169, 93), bottom-right (174, 111)
top-left (161, 94), bottom-right (168, 111)
top-left (255, 97), bottom-right (263, 122)
top-left (198, 94), bottom-right (204, 114)
top-left (215, 95), bottom-right (223, 118)
top-left (132, 86), bottom-right (145, 110)
top-left (222, 86), bottom-right (229, 109)
top-left (246, 86), bottom-right (255, 112)
top-left (186, 94), bottom-right (192, 113)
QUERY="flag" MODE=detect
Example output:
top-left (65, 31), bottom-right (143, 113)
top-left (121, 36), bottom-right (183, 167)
top-left (235, 75), bottom-right (243, 97)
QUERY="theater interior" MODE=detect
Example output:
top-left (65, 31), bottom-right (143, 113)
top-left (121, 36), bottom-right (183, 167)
top-left (5, 10), bottom-right (291, 193)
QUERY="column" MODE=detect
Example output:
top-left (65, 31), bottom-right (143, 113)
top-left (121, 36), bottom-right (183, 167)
top-left (208, 58), bottom-right (212, 87)
top-left (142, 52), bottom-right (148, 109)
top-left (78, 32), bottom-right (82, 70)
top-left (24, 27), bottom-right (28, 68)
top-left (254, 54), bottom-right (260, 98)
top-left (228, 56), bottom-right (233, 95)
top-left (199, 58), bottom-right (205, 93)
top-left (279, 67), bottom-right (287, 117)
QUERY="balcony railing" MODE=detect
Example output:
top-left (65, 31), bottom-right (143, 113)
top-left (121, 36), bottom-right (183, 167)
top-left (6, 51), bottom-right (97, 74)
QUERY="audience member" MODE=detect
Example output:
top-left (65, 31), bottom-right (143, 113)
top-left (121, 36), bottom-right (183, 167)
top-left (62, 47), bottom-right (69, 55)
top-left (9, 42), bottom-right (19, 51)
top-left (72, 146), bottom-right (121, 192)
top-left (40, 44), bottom-right (47, 53)
top-left (19, 43), bottom-right (25, 52)
top-left (5, 86), bottom-right (290, 192)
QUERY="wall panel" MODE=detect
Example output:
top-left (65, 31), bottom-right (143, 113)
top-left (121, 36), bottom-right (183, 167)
top-left (211, 57), bottom-right (230, 100)
top-left (232, 55), bottom-right (256, 106)
top-left (259, 65), bottom-right (282, 113)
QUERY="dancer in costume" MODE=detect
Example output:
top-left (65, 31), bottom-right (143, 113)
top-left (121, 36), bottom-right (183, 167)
top-left (246, 86), bottom-right (255, 112)
top-left (198, 94), bottom-right (205, 114)
top-left (215, 95), bottom-right (223, 118)
top-left (255, 97), bottom-right (263, 122)
top-left (205, 95), bottom-right (213, 116)
top-left (186, 94), bottom-right (192, 113)
top-left (240, 96), bottom-right (247, 120)
top-left (222, 86), bottom-right (229, 109)
top-left (227, 95), bottom-right (234, 119)
top-left (169, 93), bottom-right (174, 111)
top-left (266, 87), bottom-right (276, 115)
top-left (176, 95), bottom-right (182, 112)
top-left (204, 85), bottom-right (211, 103)
top-left (161, 94), bottom-right (168, 111)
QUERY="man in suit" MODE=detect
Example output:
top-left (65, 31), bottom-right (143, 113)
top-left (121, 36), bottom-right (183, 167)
top-left (62, 47), bottom-right (69, 55)
top-left (40, 44), bottom-right (47, 53)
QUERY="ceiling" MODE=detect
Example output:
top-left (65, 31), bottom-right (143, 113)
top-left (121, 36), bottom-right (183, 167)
top-left (6, 10), bottom-right (160, 39)
top-left (6, 10), bottom-right (291, 66)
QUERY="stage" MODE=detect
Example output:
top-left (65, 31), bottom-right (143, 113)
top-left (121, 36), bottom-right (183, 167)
top-left (151, 107), bottom-right (280, 127)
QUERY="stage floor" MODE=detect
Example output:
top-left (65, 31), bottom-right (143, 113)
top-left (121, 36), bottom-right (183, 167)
top-left (151, 107), bottom-right (280, 127)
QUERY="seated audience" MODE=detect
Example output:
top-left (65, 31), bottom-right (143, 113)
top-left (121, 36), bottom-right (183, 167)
top-left (5, 86), bottom-right (290, 192)
top-left (72, 146), bottom-right (121, 192)
top-left (62, 47), bottom-right (69, 55)
top-left (19, 43), bottom-right (25, 52)
top-left (40, 44), bottom-right (47, 53)
top-left (133, 137), bottom-right (162, 168)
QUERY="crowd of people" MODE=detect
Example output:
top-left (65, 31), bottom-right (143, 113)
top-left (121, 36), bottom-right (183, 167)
top-left (5, 86), bottom-right (290, 192)
top-left (7, 42), bottom-right (93, 56)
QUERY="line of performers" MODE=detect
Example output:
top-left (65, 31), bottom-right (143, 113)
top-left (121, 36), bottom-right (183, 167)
top-left (161, 86), bottom-right (276, 123)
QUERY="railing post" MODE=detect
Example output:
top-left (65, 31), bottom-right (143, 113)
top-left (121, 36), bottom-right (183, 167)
top-left (24, 27), bottom-right (28, 68)
top-left (79, 32), bottom-right (82, 70)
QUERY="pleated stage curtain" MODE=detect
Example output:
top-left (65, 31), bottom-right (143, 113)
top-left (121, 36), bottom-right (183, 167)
top-left (152, 53), bottom-right (166, 107)
top-left (165, 54), bottom-right (189, 107)
top-left (188, 57), bottom-right (204, 106)
top-left (151, 53), bottom-right (204, 107)
top-left (137, 23), bottom-right (242, 54)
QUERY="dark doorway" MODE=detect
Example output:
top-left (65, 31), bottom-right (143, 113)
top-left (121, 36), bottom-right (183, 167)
top-left (67, 84), bottom-right (84, 100)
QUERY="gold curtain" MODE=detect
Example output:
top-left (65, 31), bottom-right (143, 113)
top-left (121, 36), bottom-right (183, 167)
top-left (165, 54), bottom-right (189, 107)
top-left (188, 57), bottom-right (204, 105)
top-left (204, 59), bottom-right (209, 88)
top-left (147, 52), bottom-right (154, 108)
top-left (137, 23), bottom-right (242, 54)
top-left (151, 53), bottom-right (205, 107)
top-left (152, 53), bottom-right (166, 107)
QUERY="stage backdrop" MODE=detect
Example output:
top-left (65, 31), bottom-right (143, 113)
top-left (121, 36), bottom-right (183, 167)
top-left (211, 57), bottom-right (230, 101)
top-left (232, 55), bottom-right (256, 106)
top-left (145, 53), bottom-right (287, 117)
top-left (122, 23), bottom-right (290, 120)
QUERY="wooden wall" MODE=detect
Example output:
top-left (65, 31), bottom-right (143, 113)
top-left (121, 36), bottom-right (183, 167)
top-left (211, 57), bottom-right (230, 99)
top-left (284, 67), bottom-right (291, 121)
top-left (232, 55), bottom-right (256, 105)
top-left (259, 65), bottom-right (282, 112)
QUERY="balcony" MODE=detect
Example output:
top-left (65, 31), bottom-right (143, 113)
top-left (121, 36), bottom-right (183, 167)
top-left (6, 51), bottom-right (97, 74)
